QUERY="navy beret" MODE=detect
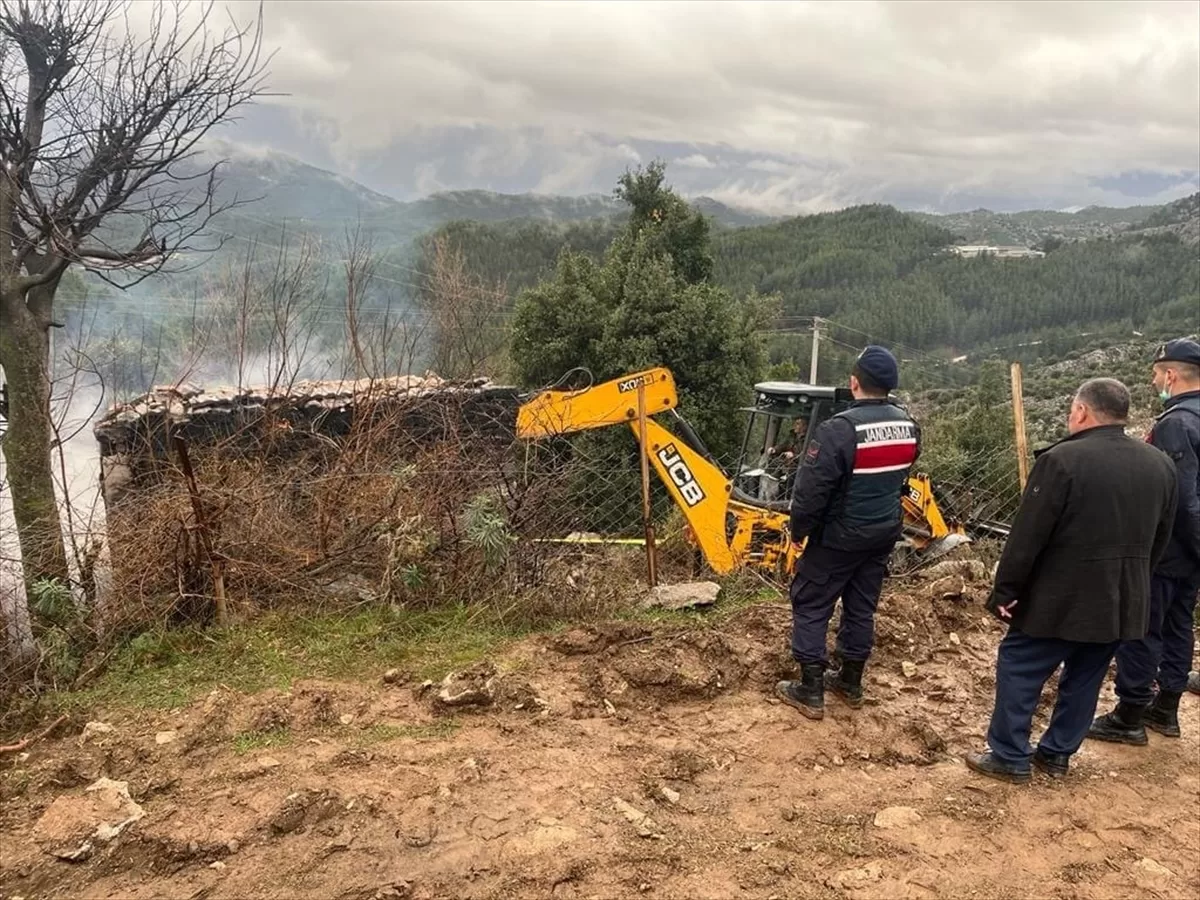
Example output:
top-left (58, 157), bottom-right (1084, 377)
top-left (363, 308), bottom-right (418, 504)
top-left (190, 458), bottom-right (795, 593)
top-left (1154, 338), bottom-right (1200, 368)
top-left (855, 345), bottom-right (899, 391)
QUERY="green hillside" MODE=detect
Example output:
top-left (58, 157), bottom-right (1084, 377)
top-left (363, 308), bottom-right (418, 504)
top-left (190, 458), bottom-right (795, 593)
top-left (424, 200), bottom-right (1199, 362)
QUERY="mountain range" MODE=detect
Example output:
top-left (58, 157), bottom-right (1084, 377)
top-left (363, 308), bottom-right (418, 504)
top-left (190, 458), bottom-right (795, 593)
top-left (193, 141), bottom-right (774, 251)
top-left (193, 142), bottom-right (1199, 257)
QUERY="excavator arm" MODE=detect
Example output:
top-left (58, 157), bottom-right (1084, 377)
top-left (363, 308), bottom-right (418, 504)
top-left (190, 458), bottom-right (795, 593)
top-left (517, 368), bottom-right (680, 437)
top-left (517, 368), bottom-right (742, 572)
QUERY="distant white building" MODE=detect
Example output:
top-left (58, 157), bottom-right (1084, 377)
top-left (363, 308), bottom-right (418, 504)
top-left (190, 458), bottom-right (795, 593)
top-left (948, 244), bottom-right (1046, 259)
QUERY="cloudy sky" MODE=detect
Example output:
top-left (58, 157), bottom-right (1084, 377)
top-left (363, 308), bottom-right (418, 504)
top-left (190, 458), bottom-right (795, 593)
top-left (206, 0), bottom-right (1197, 213)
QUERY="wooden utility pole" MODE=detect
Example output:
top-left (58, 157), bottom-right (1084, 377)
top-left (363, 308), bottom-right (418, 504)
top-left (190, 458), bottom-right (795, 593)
top-left (1010, 362), bottom-right (1030, 491)
top-left (809, 317), bottom-right (822, 384)
top-left (636, 383), bottom-right (658, 587)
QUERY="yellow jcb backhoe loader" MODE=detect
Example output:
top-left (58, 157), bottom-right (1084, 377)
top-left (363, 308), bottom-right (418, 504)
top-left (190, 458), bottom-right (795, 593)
top-left (516, 367), bottom-right (971, 580)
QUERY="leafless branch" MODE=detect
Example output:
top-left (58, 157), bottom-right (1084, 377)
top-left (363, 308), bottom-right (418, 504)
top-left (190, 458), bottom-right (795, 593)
top-left (1, 0), bottom-right (271, 302)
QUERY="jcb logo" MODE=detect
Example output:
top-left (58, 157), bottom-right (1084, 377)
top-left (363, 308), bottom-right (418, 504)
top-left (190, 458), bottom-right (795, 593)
top-left (657, 444), bottom-right (706, 507)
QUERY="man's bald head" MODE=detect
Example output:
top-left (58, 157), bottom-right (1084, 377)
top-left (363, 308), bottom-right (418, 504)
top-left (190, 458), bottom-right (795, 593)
top-left (1069, 378), bottom-right (1130, 434)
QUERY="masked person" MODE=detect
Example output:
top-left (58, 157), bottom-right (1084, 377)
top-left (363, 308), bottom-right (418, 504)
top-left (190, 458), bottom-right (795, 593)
top-left (776, 346), bottom-right (919, 720)
top-left (1090, 339), bottom-right (1200, 744)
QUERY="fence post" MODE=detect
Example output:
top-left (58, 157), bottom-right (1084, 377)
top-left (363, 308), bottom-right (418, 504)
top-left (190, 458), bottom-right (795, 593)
top-left (636, 384), bottom-right (658, 587)
top-left (1010, 362), bottom-right (1030, 492)
top-left (809, 317), bottom-right (821, 384)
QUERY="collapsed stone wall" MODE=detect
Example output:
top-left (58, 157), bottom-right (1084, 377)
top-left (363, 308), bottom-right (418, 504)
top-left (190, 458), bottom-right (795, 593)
top-left (93, 374), bottom-right (521, 510)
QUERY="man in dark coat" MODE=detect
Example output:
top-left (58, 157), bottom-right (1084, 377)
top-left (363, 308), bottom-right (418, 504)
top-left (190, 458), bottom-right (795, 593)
top-left (1090, 338), bottom-right (1200, 743)
top-left (776, 346), bottom-right (920, 720)
top-left (966, 378), bottom-right (1177, 784)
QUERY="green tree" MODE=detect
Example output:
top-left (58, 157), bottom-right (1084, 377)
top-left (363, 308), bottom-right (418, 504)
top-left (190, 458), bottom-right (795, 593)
top-left (511, 163), bottom-right (773, 462)
top-left (614, 161), bottom-right (713, 285)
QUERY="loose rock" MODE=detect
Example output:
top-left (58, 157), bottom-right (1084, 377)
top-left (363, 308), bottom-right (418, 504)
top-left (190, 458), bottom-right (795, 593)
top-left (926, 575), bottom-right (966, 601)
top-left (612, 797), bottom-right (662, 839)
top-left (641, 581), bottom-right (721, 611)
top-left (826, 862), bottom-right (884, 890)
top-left (1134, 858), bottom-right (1174, 883)
top-left (155, 731), bottom-right (179, 746)
top-left (79, 722), bottom-right (115, 745)
top-left (874, 806), bottom-right (922, 829)
top-left (433, 662), bottom-right (498, 710)
top-left (33, 778), bottom-right (145, 861)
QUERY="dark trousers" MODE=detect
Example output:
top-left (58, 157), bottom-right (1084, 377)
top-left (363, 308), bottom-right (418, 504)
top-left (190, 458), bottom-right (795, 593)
top-left (987, 629), bottom-right (1118, 765)
top-left (789, 543), bottom-right (890, 665)
top-left (1115, 574), bottom-right (1199, 702)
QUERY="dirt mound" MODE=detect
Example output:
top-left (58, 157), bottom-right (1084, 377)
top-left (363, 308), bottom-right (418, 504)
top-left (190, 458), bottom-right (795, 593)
top-left (1, 587), bottom-right (1197, 900)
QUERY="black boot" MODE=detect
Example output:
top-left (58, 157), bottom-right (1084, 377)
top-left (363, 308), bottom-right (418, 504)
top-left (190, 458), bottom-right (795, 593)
top-left (1088, 701), bottom-right (1149, 746)
top-left (1032, 747), bottom-right (1069, 779)
top-left (776, 663), bottom-right (825, 720)
top-left (1144, 691), bottom-right (1182, 738)
top-left (965, 751), bottom-right (1031, 785)
top-left (830, 658), bottom-right (865, 709)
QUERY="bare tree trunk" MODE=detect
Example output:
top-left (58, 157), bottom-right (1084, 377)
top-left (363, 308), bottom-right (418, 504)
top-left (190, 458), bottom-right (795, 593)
top-left (0, 289), bottom-right (69, 590)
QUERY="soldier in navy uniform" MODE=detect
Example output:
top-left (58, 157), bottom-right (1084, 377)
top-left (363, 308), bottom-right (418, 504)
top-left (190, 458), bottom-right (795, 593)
top-left (776, 346), bottom-right (919, 720)
top-left (1090, 338), bottom-right (1200, 744)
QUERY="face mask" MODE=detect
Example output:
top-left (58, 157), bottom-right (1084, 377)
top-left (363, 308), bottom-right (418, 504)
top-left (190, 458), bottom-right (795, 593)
top-left (1160, 389), bottom-right (1172, 403)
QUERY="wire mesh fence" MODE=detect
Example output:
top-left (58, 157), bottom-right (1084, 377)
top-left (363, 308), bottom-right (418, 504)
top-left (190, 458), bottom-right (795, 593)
top-left (88, 381), bottom-right (695, 630)
top-left (92, 375), bottom-right (1024, 617)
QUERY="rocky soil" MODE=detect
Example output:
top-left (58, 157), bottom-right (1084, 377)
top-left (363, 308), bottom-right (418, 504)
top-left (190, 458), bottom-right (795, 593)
top-left (1, 568), bottom-right (1197, 900)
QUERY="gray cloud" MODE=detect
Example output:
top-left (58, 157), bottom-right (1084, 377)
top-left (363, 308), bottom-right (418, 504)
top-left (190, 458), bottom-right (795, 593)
top-left (203, 0), bottom-right (1197, 211)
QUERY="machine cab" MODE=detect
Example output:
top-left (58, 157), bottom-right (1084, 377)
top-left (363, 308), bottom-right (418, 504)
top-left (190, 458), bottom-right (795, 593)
top-left (732, 381), bottom-right (856, 506)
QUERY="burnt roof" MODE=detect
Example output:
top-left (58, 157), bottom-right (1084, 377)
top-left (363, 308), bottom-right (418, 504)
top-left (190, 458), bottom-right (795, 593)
top-left (93, 373), bottom-right (520, 457)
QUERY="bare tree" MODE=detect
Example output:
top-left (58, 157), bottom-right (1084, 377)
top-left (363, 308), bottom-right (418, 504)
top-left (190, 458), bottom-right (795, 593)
top-left (342, 227), bottom-right (429, 383)
top-left (206, 229), bottom-right (327, 392)
top-left (419, 235), bottom-right (510, 380)
top-left (0, 0), bottom-right (269, 596)
top-left (342, 223), bottom-right (378, 382)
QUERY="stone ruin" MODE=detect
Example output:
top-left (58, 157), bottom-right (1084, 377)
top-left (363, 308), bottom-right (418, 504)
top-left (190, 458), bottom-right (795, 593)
top-left (92, 373), bottom-right (522, 510)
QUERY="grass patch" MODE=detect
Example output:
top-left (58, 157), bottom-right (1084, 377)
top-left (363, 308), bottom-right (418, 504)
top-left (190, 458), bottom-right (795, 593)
top-left (56, 602), bottom-right (535, 714)
top-left (45, 573), bottom-right (777, 719)
top-left (232, 725), bottom-right (292, 755)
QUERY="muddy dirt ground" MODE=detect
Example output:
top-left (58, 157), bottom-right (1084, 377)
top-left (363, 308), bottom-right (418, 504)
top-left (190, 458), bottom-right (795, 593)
top-left (1, 576), bottom-right (1198, 900)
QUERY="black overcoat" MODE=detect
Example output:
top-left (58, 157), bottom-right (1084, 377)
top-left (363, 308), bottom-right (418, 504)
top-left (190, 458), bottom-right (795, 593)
top-left (987, 425), bottom-right (1177, 643)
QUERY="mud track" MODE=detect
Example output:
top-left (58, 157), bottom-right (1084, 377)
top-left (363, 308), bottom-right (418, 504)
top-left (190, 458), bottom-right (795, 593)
top-left (1, 588), bottom-right (1197, 900)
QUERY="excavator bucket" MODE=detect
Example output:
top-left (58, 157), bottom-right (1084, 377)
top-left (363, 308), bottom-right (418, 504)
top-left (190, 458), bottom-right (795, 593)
top-left (918, 531), bottom-right (972, 562)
